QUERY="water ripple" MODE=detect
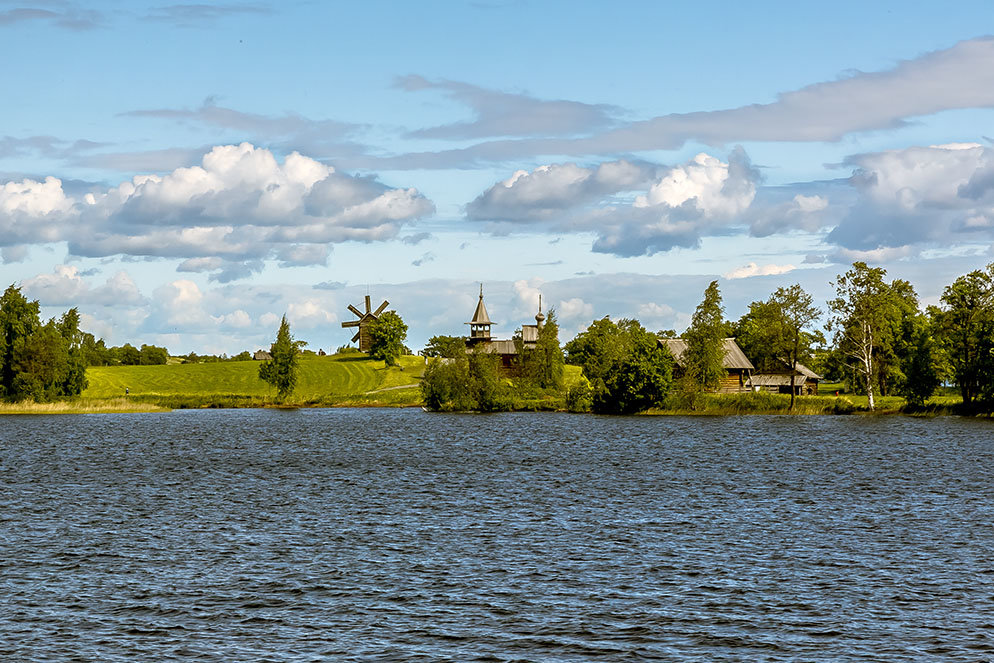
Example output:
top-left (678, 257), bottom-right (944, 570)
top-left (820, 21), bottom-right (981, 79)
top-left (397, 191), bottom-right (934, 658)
top-left (1, 410), bottom-right (993, 661)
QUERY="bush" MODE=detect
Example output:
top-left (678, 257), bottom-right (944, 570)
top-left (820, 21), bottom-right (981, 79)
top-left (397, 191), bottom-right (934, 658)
top-left (565, 379), bottom-right (593, 413)
top-left (420, 352), bottom-right (514, 412)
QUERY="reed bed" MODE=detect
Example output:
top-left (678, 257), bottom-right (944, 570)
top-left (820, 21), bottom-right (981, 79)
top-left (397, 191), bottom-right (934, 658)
top-left (652, 391), bottom-right (859, 415)
top-left (0, 398), bottom-right (168, 414)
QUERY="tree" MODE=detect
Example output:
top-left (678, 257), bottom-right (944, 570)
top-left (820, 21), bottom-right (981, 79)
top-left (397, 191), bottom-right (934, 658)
top-left (420, 348), bottom-right (513, 412)
top-left (368, 311), bottom-right (408, 366)
top-left (828, 262), bottom-right (896, 411)
top-left (565, 317), bottom-right (672, 414)
top-left (11, 322), bottom-right (68, 401)
top-left (422, 335), bottom-right (467, 358)
top-left (683, 280), bottom-right (726, 392)
top-left (565, 317), bottom-right (626, 375)
top-left (937, 264), bottom-right (994, 407)
top-left (740, 285), bottom-right (820, 411)
top-left (898, 309), bottom-right (944, 407)
top-left (520, 309), bottom-right (564, 390)
top-left (81, 333), bottom-right (111, 366)
top-left (259, 315), bottom-right (306, 401)
top-left (0, 287), bottom-right (88, 402)
top-left (598, 324), bottom-right (673, 414)
top-left (0, 284), bottom-right (41, 399)
top-left (57, 308), bottom-right (88, 397)
top-left (421, 354), bottom-right (473, 411)
top-left (139, 344), bottom-right (169, 365)
top-left (116, 343), bottom-right (141, 366)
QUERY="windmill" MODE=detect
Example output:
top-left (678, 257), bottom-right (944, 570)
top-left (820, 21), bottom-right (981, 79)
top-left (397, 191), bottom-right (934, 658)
top-left (341, 295), bottom-right (389, 353)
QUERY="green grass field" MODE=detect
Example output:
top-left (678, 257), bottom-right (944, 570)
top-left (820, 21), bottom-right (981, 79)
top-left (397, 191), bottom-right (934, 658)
top-left (83, 354), bottom-right (426, 405)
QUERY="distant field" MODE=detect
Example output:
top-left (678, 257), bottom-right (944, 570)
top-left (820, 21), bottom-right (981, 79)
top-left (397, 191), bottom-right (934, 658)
top-left (83, 354), bottom-right (425, 401)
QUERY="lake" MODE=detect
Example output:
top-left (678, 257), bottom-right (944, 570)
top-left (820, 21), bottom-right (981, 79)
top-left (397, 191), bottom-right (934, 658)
top-left (2, 409), bottom-right (993, 661)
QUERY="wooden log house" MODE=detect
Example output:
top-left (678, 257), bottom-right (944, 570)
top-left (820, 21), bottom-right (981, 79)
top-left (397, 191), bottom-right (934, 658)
top-left (658, 337), bottom-right (755, 393)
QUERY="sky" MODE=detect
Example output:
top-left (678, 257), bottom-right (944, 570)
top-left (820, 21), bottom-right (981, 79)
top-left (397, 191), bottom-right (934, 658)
top-left (3, 0), bottom-right (994, 354)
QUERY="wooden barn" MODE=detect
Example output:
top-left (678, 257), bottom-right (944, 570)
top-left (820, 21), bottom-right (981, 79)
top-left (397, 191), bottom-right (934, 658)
top-left (658, 337), bottom-right (755, 393)
top-left (749, 362), bottom-right (822, 395)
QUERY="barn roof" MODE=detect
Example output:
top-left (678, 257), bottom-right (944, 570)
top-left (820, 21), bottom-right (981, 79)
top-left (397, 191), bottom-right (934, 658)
top-left (753, 361), bottom-right (823, 380)
top-left (749, 374), bottom-right (808, 387)
top-left (659, 337), bottom-right (755, 370)
top-left (473, 339), bottom-right (517, 355)
top-left (795, 362), bottom-right (822, 380)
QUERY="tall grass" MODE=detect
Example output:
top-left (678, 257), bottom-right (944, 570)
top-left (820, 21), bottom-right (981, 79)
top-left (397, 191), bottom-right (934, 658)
top-left (0, 398), bottom-right (168, 414)
top-left (653, 391), bottom-right (858, 415)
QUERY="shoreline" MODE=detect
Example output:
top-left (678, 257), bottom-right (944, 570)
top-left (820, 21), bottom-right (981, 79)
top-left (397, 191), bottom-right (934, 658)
top-left (0, 398), bottom-right (972, 417)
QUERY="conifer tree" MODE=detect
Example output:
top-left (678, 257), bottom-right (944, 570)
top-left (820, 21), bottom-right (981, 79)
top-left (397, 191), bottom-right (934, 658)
top-left (259, 315), bottom-right (306, 401)
top-left (683, 280), bottom-right (726, 392)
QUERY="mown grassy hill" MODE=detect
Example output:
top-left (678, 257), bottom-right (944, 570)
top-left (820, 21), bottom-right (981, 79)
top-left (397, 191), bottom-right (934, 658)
top-left (83, 353), bottom-right (425, 405)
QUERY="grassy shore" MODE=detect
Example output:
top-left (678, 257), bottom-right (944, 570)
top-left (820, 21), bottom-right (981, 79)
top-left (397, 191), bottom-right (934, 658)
top-left (0, 398), bottom-right (168, 414)
top-left (5, 358), bottom-right (973, 415)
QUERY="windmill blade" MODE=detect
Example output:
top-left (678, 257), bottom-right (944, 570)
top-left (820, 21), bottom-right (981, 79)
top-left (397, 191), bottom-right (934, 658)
top-left (348, 304), bottom-right (363, 318)
top-left (364, 295), bottom-right (371, 314)
top-left (373, 300), bottom-right (389, 316)
top-left (341, 320), bottom-right (361, 328)
top-left (351, 332), bottom-right (360, 343)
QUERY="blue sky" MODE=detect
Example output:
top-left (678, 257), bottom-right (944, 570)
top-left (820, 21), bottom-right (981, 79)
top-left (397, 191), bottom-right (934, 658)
top-left (3, 0), bottom-right (994, 353)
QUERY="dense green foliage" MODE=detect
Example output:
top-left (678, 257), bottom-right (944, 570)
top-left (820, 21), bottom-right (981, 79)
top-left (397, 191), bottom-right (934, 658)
top-left (420, 350), bottom-right (513, 412)
top-left (518, 309), bottom-right (565, 391)
top-left (180, 350), bottom-right (253, 364)
top-left (734, 284), bottom-right (820, 411)
top-left (827, 263), bottom-right (895, 411)
top-left (258, 315), bottom-right (306, 401)
top-left (937, 264), bottom-right (994, 407)
top-left (0, 285), bottom-right (88, 402)
top-left (826, 264), bottom-right (952, 411)
top-left (422, 335), bottom-right (467, 358)
top-left (368, 311), bottom-right (408, 366)
top-left (78, 339), bottom-right (170, 366)
top-left (898, 309), bottom-right (944, 408)
top-left (565, 317), bottom-right (672, 414)
top-left (682, 280), bottom-right (727, 393)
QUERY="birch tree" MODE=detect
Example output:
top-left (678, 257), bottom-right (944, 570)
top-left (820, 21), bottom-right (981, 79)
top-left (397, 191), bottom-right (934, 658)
top-left (828, 262), bottom-right (892, 411)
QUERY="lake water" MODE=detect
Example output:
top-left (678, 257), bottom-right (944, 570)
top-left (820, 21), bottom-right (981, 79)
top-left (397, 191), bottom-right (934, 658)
top-left (2, 409), bottom-right (993, 661)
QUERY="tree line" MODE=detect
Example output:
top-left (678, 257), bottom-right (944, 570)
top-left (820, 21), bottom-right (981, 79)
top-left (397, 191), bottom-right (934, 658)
top-left (421, 261), bottom-right (994, 414)
top-left (3, 259), bottom-right (992, 411)
top-left (0, 285), bottom-right (88, 402)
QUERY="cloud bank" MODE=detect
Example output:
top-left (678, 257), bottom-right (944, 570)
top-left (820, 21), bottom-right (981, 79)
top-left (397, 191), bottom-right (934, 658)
top-left (0, 143), bottom-right (434, 280)
top-left (467, 148), bottom-right (761, 256)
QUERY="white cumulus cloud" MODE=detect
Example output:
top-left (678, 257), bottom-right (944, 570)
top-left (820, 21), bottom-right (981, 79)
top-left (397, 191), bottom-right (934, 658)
top-left (723, 262), bottom-right (797, 280)
top-left (828, 143), bottom-right (994, 251)
top-left (21, 265), bottom-right (146, 307)
top-left (0, 143), bottom-right (434, 279)
top-left (467, 149), bottom-right (760, 257)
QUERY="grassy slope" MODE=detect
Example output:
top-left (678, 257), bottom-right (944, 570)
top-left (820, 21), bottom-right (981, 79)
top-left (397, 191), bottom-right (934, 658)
top-left (83, 354), bottom-right (425, 403)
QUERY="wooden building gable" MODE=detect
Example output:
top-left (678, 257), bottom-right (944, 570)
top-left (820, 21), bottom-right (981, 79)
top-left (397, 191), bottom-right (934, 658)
top-left (658, 337), bottom-right (754, 393)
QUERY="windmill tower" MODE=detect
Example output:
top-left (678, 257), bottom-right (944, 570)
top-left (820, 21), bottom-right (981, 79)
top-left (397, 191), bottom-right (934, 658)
top-left (341, 295), bottom-right (389, 353)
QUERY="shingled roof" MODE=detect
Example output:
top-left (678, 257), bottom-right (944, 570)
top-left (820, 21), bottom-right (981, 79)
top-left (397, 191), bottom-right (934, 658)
top-left (469, 290), bottom-right (492, 325)
top-left (659, 338), bottom-right (755, 370)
